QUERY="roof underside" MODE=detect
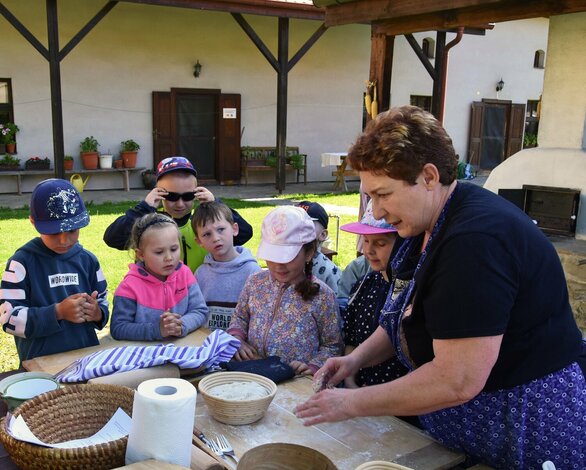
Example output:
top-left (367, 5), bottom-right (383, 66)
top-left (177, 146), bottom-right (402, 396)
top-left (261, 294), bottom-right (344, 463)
top-left (120, 0), bottom-right (586, 33)
top-left (121, 0), bottom-right (324, 20)
top-left (314, 0), bottom-right (586, 35)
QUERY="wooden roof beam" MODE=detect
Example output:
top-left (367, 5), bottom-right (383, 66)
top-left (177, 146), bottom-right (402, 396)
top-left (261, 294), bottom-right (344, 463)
top-left (325, 0), bottom-right (504, 26)
top-left (372, 0), bottom-right (586, 36)
top-left (122, 0), bottom-right (325, 20)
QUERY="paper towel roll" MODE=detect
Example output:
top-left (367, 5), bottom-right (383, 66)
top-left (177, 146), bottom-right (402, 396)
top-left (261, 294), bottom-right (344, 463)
top-left (126, 378), bottom-right (197, 467)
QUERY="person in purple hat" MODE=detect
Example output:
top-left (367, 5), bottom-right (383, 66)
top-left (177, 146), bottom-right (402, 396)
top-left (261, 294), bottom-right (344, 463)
top-left (337, 200), bottom-right (418, 426)
top-left (0, 179), bottom-right (109, 362)
top-left (103, 156), bottom-right (252, 271)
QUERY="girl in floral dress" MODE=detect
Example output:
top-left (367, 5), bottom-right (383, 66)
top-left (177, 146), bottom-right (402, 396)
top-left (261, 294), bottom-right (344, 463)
top-left (228, 206), bottom-right (343, 376)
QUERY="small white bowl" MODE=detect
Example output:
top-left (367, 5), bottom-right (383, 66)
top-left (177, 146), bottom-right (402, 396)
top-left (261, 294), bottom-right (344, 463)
top-left (0, 372), bottom-right (60, 411)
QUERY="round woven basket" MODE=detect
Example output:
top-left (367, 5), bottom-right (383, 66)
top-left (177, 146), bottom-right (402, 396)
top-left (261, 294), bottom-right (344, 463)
top-left (198, 372), bottom-right (277, 425)
top-left (354, 461), bottom-right (414, 470)
top-left (0, 384), bottom-right (134, 470)
top-left (237, 442), bottom-right (337, 470)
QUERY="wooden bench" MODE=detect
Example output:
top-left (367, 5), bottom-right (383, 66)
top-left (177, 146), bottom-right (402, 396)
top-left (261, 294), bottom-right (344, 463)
top-left (241, 146), bottom-right (307, 185)
top-left (0, 167), bottom-right (146, 194)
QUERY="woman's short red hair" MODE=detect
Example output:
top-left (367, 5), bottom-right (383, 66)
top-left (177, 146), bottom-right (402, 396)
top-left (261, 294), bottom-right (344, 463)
top-left (347, 106), bottom-right (458, 185)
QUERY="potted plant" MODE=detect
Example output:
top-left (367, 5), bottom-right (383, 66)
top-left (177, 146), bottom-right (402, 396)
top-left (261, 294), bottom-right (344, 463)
top-left (25, 156), bottom-right (51, 170)
top-left (142, 169), bottom-right (156, 189)
top-left (523, 133), bottom-right (538, 148)
top-left (0, 154), bottom-right (20, 171)
top-left (80, 136), bottom-right (100, 170)
top-left (0, 123), bottom-right (20, 154)
top-left (64, 155), bottom-right (74, 171)
top-left (120, 139), bottom-right (140, 168)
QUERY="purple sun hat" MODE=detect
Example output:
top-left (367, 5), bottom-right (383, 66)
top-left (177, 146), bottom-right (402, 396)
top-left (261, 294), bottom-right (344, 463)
top-left (341, 200), bottom-right (397, 235)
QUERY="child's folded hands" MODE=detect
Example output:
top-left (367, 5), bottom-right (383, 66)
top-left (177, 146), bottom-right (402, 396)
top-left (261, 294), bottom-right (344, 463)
top-left (159, 311), bottom-right (183, 337)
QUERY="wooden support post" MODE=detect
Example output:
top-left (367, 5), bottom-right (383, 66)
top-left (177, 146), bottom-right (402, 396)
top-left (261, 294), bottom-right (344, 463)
top-left (369, 29), bottom-right (394, 117)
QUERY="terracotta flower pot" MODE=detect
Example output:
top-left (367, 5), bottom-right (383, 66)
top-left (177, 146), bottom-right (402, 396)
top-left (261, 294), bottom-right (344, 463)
top-left (113, 160), bottom-right (123, 169)
top-left (121, 151), bottom-right (138, 168)
top-left (6, 143), bottom-right (16, 154)
top-left (64, 159), bottom-right (74, 171)
top-left (81, 152), bottom-right (99, 170)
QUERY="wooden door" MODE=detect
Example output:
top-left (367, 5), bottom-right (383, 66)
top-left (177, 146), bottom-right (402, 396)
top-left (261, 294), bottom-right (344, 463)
top-left (153, 89), bottom-right (241, 182)
top-left (468, 100), bottom-right (526, 171)
top-left (152, 92), bottom-right (174, 169)
top-left (507, 103), bottom-right (525, 157)
top-left (217, 94), bottom-right (241, 182)
top-left (171, 88), bottom-right (220, 181)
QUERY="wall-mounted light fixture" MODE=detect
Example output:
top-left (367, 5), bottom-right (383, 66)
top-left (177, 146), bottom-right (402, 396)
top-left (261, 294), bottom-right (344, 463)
top-left (193, 60), bottom-right (202, 78)
top-left (496, 78), bottom-right (505, 92)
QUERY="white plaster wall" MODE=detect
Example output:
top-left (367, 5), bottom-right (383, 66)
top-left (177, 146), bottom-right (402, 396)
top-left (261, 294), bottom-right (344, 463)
top-left (389, 19), bottom-right (549, 160)
top-left (0, 1), bottom-right (548, 192)
top-left (538, 12), bottom-right (586, 149)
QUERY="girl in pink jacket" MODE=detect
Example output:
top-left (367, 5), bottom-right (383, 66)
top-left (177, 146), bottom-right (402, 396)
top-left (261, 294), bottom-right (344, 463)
top-left (112, 213), bottom-right (208, 341)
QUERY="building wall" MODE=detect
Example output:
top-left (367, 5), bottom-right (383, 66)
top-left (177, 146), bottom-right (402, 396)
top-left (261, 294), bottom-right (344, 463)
top-left (538, 12), bottom-right (586, 149)
top-left (389, 19), bottom-right (549, 159)
top-left (0, 0), bottom-right (548, 191)
top-left (485, 13), bottom-right (586, 240)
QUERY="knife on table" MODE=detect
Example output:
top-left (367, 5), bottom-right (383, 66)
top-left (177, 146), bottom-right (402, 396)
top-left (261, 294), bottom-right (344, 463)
top-left (194, 426), bottom-right (213, 447)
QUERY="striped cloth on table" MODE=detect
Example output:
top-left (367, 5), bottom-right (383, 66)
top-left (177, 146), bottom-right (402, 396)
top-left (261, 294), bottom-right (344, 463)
top-left (55, 329), bottom-right (241, 383)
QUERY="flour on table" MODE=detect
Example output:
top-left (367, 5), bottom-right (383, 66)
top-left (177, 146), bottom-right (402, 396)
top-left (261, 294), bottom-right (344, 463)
top-left (209, 381), bottom-right (268, 400)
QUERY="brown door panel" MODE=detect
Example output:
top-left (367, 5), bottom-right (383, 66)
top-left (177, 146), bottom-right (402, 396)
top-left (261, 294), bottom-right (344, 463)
top-left (152, 91), bottom-right (174, 169)
top-left (218, 94), bottom-right (241, 183)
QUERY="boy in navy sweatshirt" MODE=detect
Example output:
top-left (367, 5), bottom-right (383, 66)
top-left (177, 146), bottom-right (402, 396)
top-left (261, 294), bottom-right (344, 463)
top-left (0, 179), bottom-right (109, 362)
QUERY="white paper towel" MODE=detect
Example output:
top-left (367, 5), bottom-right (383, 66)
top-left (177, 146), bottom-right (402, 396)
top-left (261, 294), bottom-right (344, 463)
top-left (125, 378), bottom-right (197, 467)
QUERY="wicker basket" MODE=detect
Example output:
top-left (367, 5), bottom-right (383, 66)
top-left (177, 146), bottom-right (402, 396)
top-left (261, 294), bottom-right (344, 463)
top-left (238, 443), bottom-right (337, 470)
top-left (198, 372), bottom-right (277, 425)
top-left (0, 384), bottom-right (134, 470)
top-left (354, 461), bottom-right (414, 470)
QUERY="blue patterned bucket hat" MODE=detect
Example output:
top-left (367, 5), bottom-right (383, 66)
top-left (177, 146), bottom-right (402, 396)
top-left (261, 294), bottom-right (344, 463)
top-left (30, 179), bottom-right (90, 234)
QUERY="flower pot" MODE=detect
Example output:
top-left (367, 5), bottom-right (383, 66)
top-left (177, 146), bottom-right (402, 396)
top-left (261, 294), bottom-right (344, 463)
top-left (113, 160), bottom-right (123, 169)
top-left (64, 159), bottom-right (74, 171)
top-left (0, 165), bottom-right (20, 171)
top-left (121, 151), bottom-right (138, 168)
top-left (25, 161), bottom-right (51, 170)
top-left (99, 154), bottom-right (113, 169)
top-left (6, 143), bottom-right (16, 154)
top-left (81, 152), bottom-right (99, 170)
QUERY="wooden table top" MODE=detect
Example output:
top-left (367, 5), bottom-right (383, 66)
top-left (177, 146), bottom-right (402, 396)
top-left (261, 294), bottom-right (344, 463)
top-left (21, 329), bottom-right (464, 470)
top-left (195, 376), bottom-right (464, 470)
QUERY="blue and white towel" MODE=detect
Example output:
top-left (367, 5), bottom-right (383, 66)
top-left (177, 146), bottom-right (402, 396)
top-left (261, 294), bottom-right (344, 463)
top-left (55, 329), bottom-right (241, 383)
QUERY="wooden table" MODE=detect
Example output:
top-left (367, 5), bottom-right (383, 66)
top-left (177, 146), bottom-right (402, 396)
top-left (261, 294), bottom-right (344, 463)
top-left (22, 330), bottom-right (465, 470)
top-left (195, 376), bottom-right (464, 470)
top-left (321, 152), bottom-right (357, 191)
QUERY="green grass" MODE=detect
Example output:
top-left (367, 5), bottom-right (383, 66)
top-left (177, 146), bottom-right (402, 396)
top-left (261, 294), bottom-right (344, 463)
top-left (0, 194), bottom-right (362, 372)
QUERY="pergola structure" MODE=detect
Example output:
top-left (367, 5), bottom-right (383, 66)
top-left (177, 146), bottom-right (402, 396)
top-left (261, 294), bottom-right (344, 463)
top-left (0, 0), bottom-right (326, 191)
top-left (3, 1), bottom-right (586, 191)
top-left (314, 0), bottom-right (586, 126)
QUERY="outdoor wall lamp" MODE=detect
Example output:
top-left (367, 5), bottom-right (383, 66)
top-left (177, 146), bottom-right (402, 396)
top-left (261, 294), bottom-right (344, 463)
top-left (496, 78), bottom-right (505, 92)
top-left (193, 60), bottom-right (202, 78)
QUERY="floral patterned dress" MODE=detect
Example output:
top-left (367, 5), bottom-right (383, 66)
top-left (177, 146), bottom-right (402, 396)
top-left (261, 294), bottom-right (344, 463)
top-left (228, 270), bottom-right (343, 373)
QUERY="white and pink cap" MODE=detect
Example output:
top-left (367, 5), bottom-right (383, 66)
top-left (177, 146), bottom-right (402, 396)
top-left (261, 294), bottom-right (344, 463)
top-left (257, 206), bottom-right (316, 263)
